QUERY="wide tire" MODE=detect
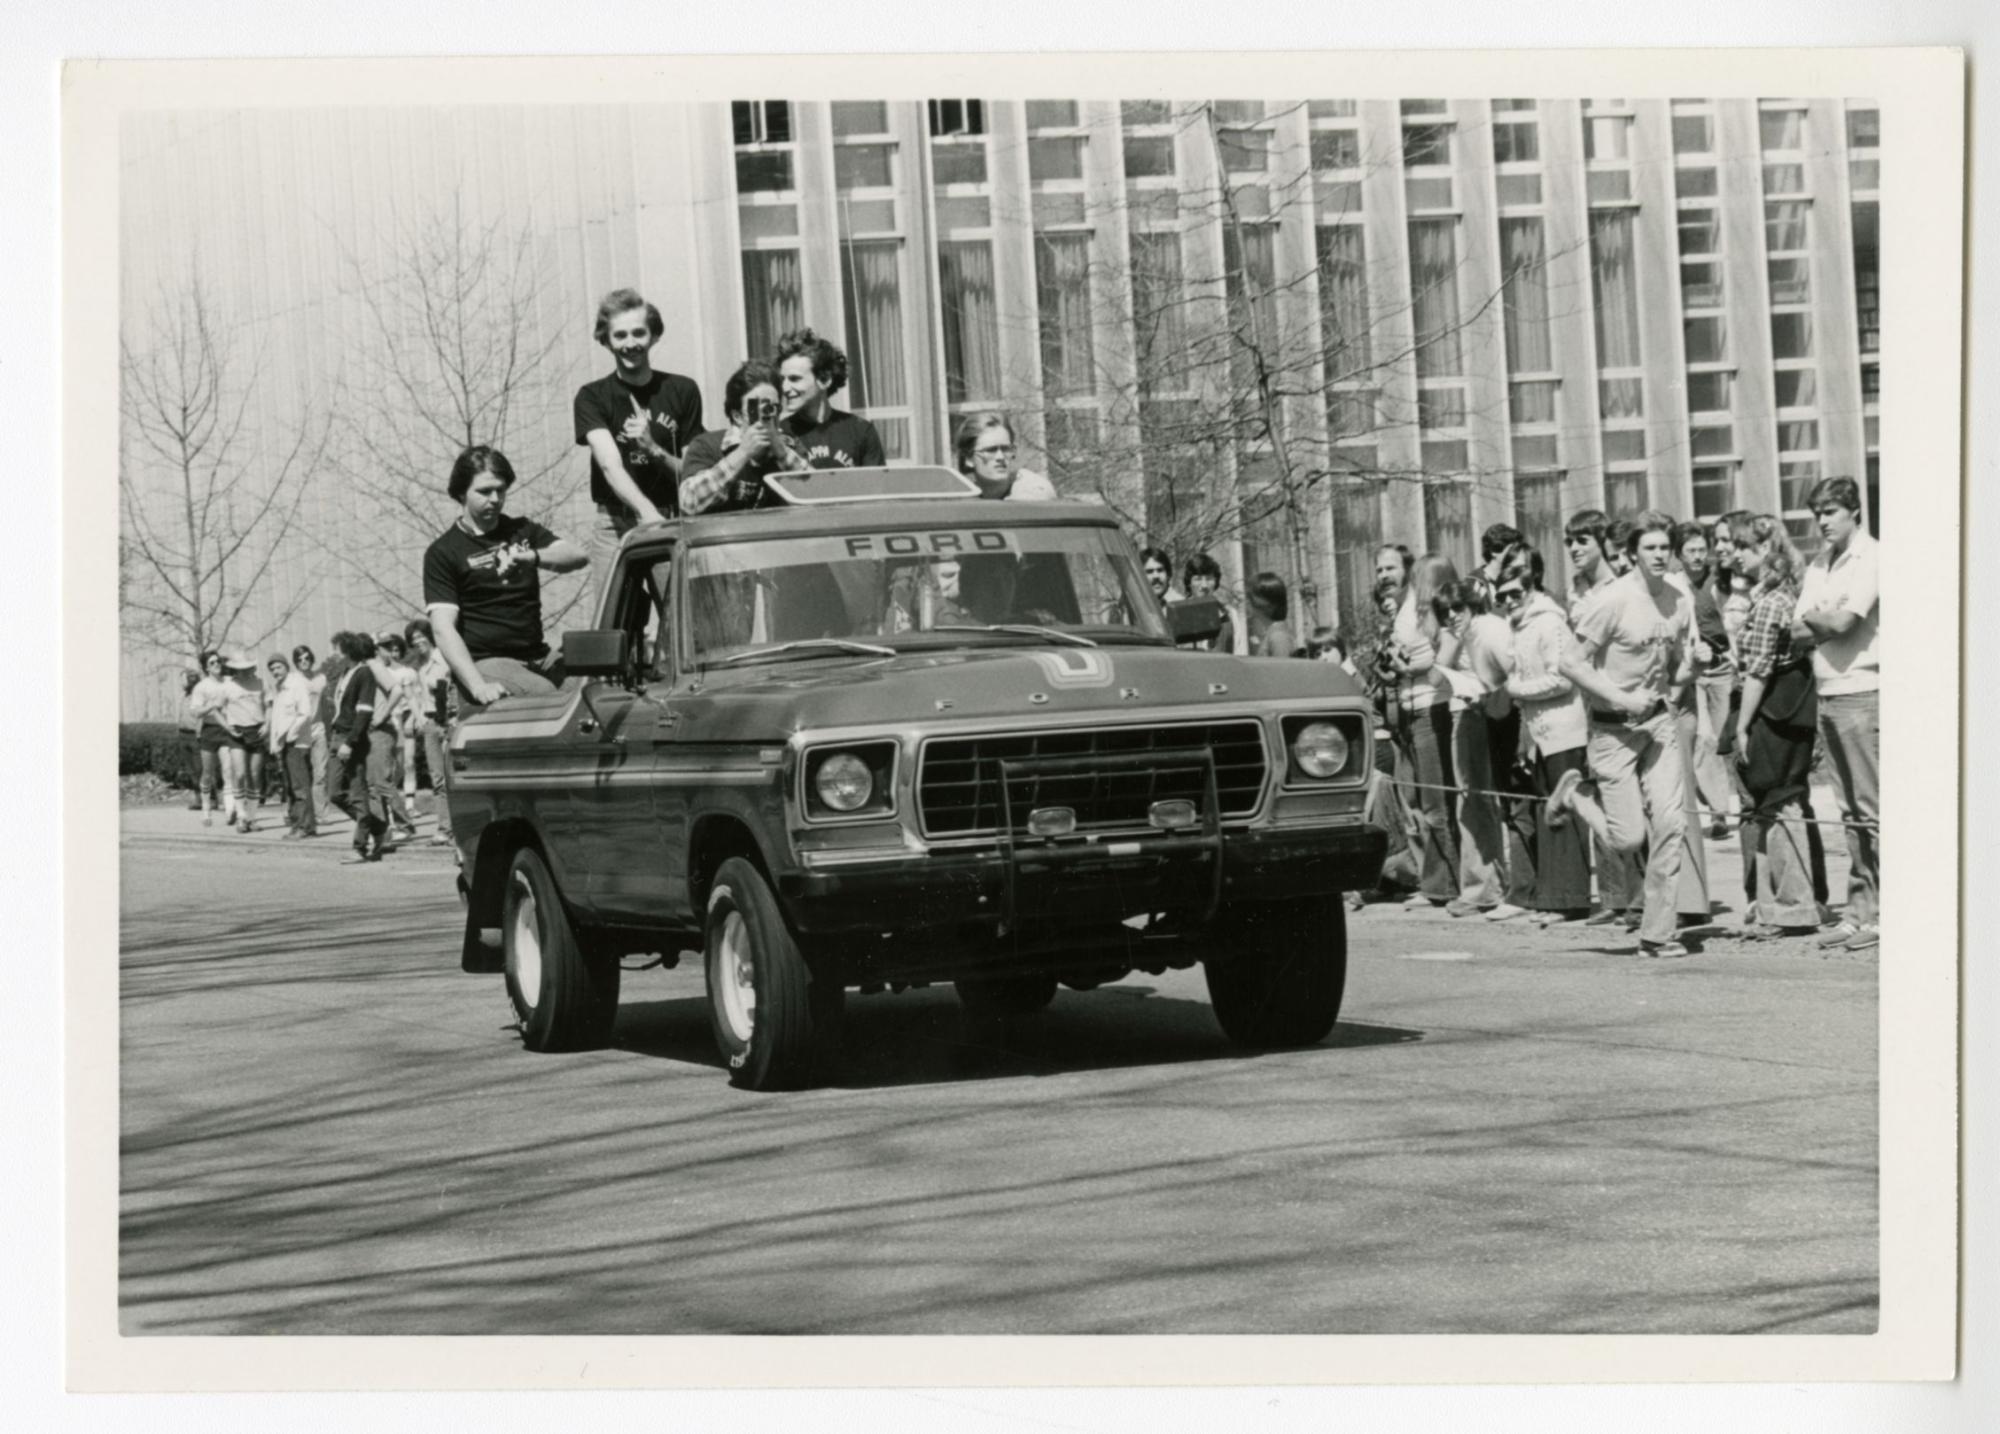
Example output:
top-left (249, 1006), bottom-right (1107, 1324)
top-left (954, 973), bottom-right (1059, 1018)
top-left (503, 846), bottom-right (620, 1052)
top-left (1204, 896), bottom-right (1348, 1049)
top-left (705, 856), bottom-right (844, 1091)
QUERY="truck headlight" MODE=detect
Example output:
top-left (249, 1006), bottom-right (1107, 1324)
top-left (1290, 721), bottom-right (1350, 780)
top-left (815, 752), bottom-right (875, 812)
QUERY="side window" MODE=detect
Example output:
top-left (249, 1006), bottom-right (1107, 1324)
top-left (612, 552), bottom-right (675, 681)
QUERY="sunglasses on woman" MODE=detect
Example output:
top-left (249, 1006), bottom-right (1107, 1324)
top-left (1494, 586), bottom-right (1526, 605)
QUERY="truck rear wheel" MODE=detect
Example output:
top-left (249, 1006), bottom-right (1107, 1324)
top-left (705, 857), bottom-right (843, 1090)
top-left (503, 846), bottom-right (620, 1051)
top-left (1204, 896), bottom-right (1347, 1049)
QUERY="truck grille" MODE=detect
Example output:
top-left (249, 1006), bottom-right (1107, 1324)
top-left (917, 721), bottom-right (1268, 838)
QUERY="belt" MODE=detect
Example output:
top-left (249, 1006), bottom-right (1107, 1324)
top-left (1588, 699), bottom-right (1665, 727)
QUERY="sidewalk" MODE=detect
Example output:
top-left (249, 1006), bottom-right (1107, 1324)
top-left (121, 791), bottom-right (457, 858)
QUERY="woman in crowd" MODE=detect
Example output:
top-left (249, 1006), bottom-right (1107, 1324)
top-left (371, 631), bottom-right (422, 842)
top-left (1731, 516), bottom-right (1823, 935)
top-left (1433, 577), bottom-right (1516, 918)
top-left (955, 413), bottom-right (1057, 502)
top-left (1245, 571), bottom-right (1298, 658)
top-left (1497, 548), bottom-right (1594, 926)
top-left (1378, 548), bottom-right (1462, 909)
top-left (1182, 551), bottom-right (1237, 654)
top-left (190, 651), bottom-right (265, 832)
top-left (186, 653), bottom-right (235, 826)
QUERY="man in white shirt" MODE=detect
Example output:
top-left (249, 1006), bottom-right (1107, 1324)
top-left (1563, 509), bottom-right (1642, 926)
top-left (1797, 477), bottom-right (1879, 953)
top-left (1550, 511), bottom-right (1696, 958)
top-left (265, 654), bottom-right (317, 839)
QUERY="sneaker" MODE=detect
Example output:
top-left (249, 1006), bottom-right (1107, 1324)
top-left (1621, 910), bottom-right (1643, 932)
top-left (1641, 939), bottom-right (1691, 959)
top-left (1484, 903), bottom-right (1529, 922)
top-left (1403, 893), bottom-right (1443, 910)
top-left (281, 830), bottom-right (304, 842)
top-left (1546, 768), bottom-right (1584, 827)
top-left (1819, 921), bottom-right (1859, 949)
top-left (430, 832), bottom-right (454, 847)
top-left (1445, 899), bottom-right (1482, 918)
top-left (1841, 925), bottom-right (1880, 954)
top-left (1582, 908), bottom-right (1624, 927)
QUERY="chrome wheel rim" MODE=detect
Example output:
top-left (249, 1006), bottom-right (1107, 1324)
top-left (714, 909), bottom-right (756, 1045)
top-left (509, 871), bottom-right (543, 1006)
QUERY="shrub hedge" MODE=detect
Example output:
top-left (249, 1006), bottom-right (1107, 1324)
top-left (121, 722), bottom-right (202, 788)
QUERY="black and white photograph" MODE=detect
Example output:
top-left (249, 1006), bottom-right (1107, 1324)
top-left (49, 35), bottom-right (1968, 1405)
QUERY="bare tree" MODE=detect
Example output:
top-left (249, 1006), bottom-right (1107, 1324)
top-left (120, 272), bottom-right (328, 673)
top-left (335, 189), bottom-right (584, 621)
top-left (1024, 101), bottom-right (1574, 636)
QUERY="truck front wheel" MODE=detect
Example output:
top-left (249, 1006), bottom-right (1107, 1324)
top-left (705, 857), bottom-right (844, 1090)
top-left (503, 846), bottom-right (620, 1051)
top-left (1203, 896), bottom-right (1347, 1049)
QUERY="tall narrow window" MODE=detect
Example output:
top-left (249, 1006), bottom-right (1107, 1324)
top-left (1408, 219), bottom-right (1464, 378)
top-left (840, 240), bottom-right (909, 459)
top-left (1334, 479), bottom-right (1385, 636)
top-left (938, 241), bottom-right (1002, 403)
top-left (1499, 218), bottom-right (1553, 374)
top-left (1034, 234), bottom-right (1095, 397)
top-left (1589, 210), bottom-right (1643, 368)
top-left (1316, 225), bottom-right (1370, 374)
top-left (1130, 231), bottom-right (1188, 395)
top-left (741, 250), bottom-right (802, 363)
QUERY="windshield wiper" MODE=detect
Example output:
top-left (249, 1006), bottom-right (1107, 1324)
top-left (708, 638), bottom-right (897, 667)
top-left (933, 623), bottom-right (1099, 648)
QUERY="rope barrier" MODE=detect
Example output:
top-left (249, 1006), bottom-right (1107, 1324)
top-left (1385, 774), bottom-right (1880, 835)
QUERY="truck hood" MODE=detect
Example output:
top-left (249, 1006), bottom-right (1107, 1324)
top-left (662, 644), bottom-right (1367, 742)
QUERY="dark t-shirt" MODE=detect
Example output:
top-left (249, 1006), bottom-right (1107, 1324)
top-left (573, 369), bottom-right (705, 515)
top-left (422, 514), bottom-right (559, 663)
top-left (331, 663), bottom-right (380, 744)
top-left (784, 406), bottom-right (885, 470)
top-left (1690, 578), bottom-right (1729, 654)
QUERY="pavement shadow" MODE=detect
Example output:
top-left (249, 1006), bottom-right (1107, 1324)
top-left (611, 984), bottom-right (1424, 1090)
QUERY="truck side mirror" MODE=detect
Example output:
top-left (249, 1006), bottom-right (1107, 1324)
top-left (561, 629), bottom-right (631, 678)
top-left (1167, 598), bottom-right (1224, 646)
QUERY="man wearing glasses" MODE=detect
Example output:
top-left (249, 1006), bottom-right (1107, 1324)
top-left (954, 413), bottom-right (1056, 501)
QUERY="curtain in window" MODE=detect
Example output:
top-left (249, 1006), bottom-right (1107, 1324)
top-left (1316, 225), bottom-right (1371, 375)
top-left (1035, 234), bottom-right (1095, 397)
top-left (1334, 479), bottom-right (1385, 638)
top-left (1130, 231), bottom-right (1188, 392)
top-left (939, 241), bottom-right (1002, 403)
top-left (742, 250), bottom-right (802, 364)
top-left (1423, 480), bottom-right (1473, 573)
top-left (1408, 219), bottom-right (1464, 378)
top-left (1499, 218), bottom-right (1553, 374)
top-left (1589, 211), bottom-right (1642, 369)
top-left (841, 241), bottom-right (907, 411)
top-left (1513, 471), bottom-right (1567, 600)
top-left (1766, 201), bottom-right (1812, 253)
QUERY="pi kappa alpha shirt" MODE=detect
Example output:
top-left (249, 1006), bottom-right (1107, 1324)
top-left (573, 369), bottom-right (705, 515)
top-left (422, 514), bottom-right (559, 663)
top-left (783, 406), bottom-right (886, 470)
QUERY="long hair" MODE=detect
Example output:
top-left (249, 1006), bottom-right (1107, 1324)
top-left (1748, 514), bottom-right (1804, 592)
top-left (1410, 554), bottom-right (1460, 639)
top-left (1247, 571), bottom-right (1289, 622)
top-left (953, 412), bottom-right (1016, 474)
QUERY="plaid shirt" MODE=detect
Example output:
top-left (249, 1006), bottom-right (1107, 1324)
top-left (1736, 585), bottom-right (1797, 682)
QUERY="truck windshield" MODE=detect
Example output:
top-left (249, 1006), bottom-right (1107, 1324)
top-left (684, 522), bottom-right (1172, 667)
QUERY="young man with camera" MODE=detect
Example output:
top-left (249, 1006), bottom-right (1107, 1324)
top-left (679, 360), bottom-right (810, 515)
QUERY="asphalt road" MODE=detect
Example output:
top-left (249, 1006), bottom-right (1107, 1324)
top-left (118, 807), bottom-right (1877, 1336)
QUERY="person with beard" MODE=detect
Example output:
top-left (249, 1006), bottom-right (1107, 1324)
top-left (1377, 545), bottom-right (1462, 909)
top-left (679, 359), bottom-right (809, 515)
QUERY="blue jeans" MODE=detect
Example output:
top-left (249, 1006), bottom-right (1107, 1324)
top-left (454, 653), bottom-right (567, 712)
top-left (1395, 701), bottom-right (1459, 900)
top-left (1817, 690), bottom-right (1880, 927)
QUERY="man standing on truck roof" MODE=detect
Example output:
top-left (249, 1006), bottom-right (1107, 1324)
top-left (423, 444), bottom-right (589, 710)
